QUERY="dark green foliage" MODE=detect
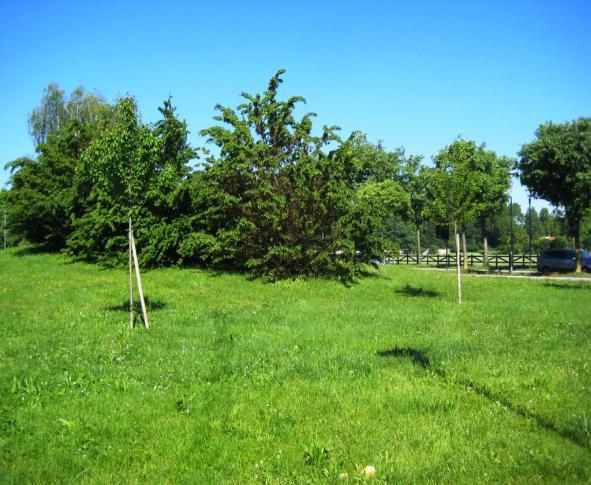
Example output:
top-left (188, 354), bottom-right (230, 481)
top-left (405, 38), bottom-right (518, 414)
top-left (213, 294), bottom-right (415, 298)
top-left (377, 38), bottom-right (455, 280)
top-left (190, 71), bottom-right (408, 280)
top-left (539, 207), bottom-right (560, 237)
top-left (7, 84), bottom-right (115, 251)
top-left (0, 189), bottom-right (20, 248)
top-left (69, 97), bottom-right (196, 267)
top-left (330, 132), bottom-right (410, 261)
top-left (6, 120), bottom-right (99, 249)
top-left (581, 209), bottom-right (591, 249)
top-left (383, 217), bottom-right (440, 253)
top-left (435, 223), bottom-right (450, 245)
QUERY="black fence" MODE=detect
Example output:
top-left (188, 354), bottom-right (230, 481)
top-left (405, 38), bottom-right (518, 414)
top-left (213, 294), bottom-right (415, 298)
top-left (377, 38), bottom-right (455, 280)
top-left (385, 253), bottom-right (538, 269)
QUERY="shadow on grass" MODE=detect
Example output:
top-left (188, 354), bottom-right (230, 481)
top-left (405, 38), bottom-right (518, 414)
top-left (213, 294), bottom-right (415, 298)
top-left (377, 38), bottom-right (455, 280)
top-left (395, 284), bottom-right (440, 298)
top-left (11, 244), bottom-right (57, 257)
top-left (377, 347), bottom-right (431, 368)
top-left (357, 269), bottom-right (391, 281)
top-left (377, 346), bottom-right (590, 451)
top-left (544, 282), bottom-right (591, 290)
top-left (102, 296), bottom-right (167, 313)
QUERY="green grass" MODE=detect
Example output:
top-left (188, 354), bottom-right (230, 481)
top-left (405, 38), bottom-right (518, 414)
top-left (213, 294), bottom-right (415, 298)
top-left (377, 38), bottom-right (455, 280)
top-left (1, 250), bottom-right (590, 483)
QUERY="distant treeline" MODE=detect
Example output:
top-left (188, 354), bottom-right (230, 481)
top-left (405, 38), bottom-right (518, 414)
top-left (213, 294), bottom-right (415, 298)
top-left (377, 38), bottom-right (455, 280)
top-left (2, 71), bottom-right (590, 279)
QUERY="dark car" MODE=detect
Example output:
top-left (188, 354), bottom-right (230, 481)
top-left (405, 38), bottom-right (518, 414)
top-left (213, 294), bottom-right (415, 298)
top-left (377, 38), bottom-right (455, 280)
top-left (537, 248), bottom-right (591, 273)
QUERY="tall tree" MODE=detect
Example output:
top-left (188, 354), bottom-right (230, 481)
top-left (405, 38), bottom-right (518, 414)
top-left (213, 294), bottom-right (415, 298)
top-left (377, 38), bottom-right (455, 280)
top-left (6, 116), bottom-right (104, 249)
top-left (524, 206), bottom-right (542, 252)
top-left (28, 83), bottom-right (110, 147)
top-left (539, 208), bottom-right (557, 236)
top-left (192, 71), bottom-right (407, 280)
top-left (519, 118), bottom-right (591, 272)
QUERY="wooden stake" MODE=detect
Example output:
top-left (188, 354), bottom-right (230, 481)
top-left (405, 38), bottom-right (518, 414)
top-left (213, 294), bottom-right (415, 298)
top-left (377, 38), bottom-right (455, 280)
top-left (131, 234), bottom-right (149, 329)
top-left (129, 217), bottom-right (135, 328)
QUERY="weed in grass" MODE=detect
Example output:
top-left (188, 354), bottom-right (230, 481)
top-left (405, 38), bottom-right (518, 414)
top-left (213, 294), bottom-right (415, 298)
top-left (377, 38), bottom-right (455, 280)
top-left (303, 443), bottom-right (331, 467)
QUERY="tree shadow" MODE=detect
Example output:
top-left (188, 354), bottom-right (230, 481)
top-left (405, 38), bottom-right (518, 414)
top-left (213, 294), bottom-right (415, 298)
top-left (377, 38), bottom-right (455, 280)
top-left (102, 296), bottom-right (167, 313)
top-left (377, 347), bottom-right (431, 369)
top-left (394, 284), bottom-right (440, 298)
top-left (377, 345), bottom-right (591, 451)
top-left (11, 244), bottom-right (57, 257)
top-left (543, 282), bottom-right (591, 290)
top-left (357, 269), bottom-right (391, 281)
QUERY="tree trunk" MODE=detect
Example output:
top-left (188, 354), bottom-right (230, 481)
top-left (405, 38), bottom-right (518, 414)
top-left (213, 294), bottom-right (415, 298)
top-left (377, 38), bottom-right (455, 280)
top-left (462, 230), bottom-right (468, 270)
top-left (575, 232), bottom-right (582, 273)
top-left (454, 221), bottom-right (462, 305)
top-left (416, 225), bottom-right (421, 265)
top-left (567, 213), bottom-right (582, 273)
top-left (483, 236), bottom-right (489, 269)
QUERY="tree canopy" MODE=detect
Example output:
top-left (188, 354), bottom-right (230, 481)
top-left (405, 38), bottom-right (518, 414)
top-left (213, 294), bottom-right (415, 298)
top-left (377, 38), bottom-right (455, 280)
top-left (4, 75), bottom-right (590, 281)
top-left (519, 118), bottom-right (591, 270)
top-left (185, 71), bottom-right (408, 280)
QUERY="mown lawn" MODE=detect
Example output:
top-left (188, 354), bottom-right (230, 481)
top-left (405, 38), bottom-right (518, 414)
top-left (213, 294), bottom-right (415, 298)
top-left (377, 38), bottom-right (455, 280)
top-left (1, 250), bottom-right (590, 483)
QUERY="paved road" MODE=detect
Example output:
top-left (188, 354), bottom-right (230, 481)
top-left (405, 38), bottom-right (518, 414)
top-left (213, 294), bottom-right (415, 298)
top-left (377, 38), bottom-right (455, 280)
top-left (414, 267), bottom-right (591, 282)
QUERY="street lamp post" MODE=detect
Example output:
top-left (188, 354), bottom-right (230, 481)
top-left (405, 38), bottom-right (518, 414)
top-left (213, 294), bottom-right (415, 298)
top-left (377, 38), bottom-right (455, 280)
top-left (528, 194), bottom-right (532, 271)
top-left (509, 196), bottom-right (514, 273)
top-left (3, 205), bottom-right (6, 252)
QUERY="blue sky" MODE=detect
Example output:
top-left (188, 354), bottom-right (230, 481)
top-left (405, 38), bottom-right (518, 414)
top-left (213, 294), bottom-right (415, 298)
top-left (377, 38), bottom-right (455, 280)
top-left (1, 0), bottom-right (590, 211)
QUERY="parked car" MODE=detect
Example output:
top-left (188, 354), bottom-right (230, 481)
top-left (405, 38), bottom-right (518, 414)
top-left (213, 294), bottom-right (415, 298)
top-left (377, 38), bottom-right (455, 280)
top-left (537, 248), bottom-right (591, 273)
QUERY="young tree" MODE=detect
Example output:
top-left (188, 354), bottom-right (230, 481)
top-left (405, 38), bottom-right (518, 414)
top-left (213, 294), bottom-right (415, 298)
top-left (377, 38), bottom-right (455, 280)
top-left (519, 118), bottom-right (591, 272)
top-left (400, 156), bottom-right (428, 264)
top-left (473, 154), bottom-right (512, 268)
top-left (69, 96), bottom-right (196, 267)
top-left (426, 140), bottom-right (489, 303)
top-left (69, 97), bottom-right (158, 264)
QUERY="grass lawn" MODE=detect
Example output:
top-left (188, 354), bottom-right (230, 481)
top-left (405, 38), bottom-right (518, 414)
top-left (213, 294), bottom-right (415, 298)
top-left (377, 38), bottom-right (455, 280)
top-left (1, 250), bottom-right (590, 483)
